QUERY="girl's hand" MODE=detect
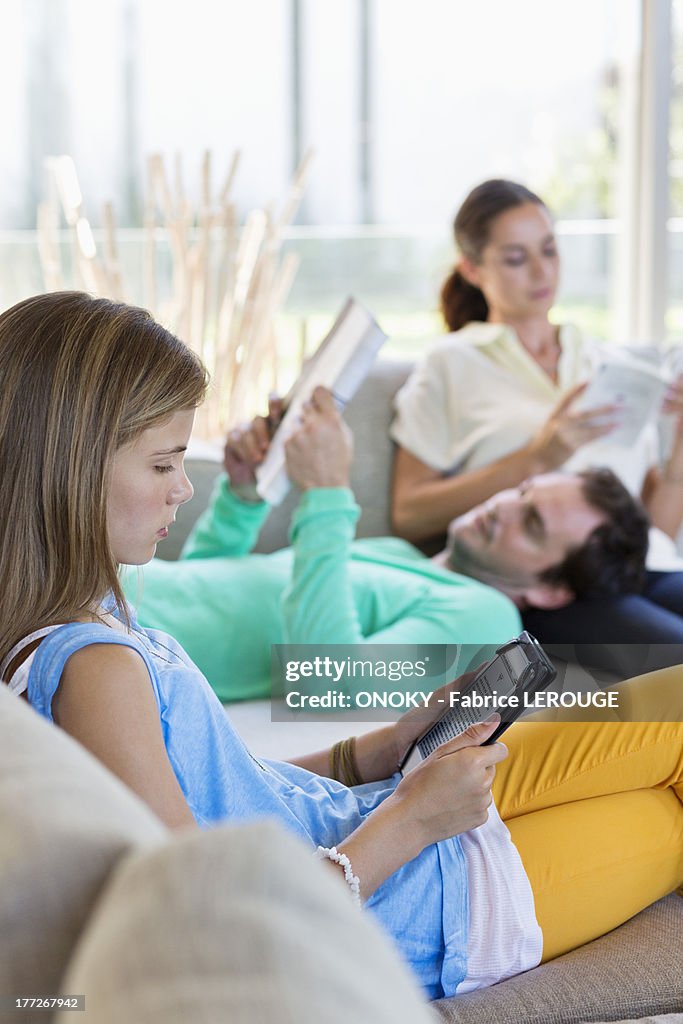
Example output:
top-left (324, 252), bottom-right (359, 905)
top-left (526, 382), bottom-right (622, 471)
top-left (334, 716), bottom-right (507, 901)
top-left (224, 396), bottom-right (284, 488)
top-left (391, 669), bottom-right (480, 769)
top-left (391, 716), bottom-right (508, 849)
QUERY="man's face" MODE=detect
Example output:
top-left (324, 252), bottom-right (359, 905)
top-left (447, 474), bottom-right (606, 607)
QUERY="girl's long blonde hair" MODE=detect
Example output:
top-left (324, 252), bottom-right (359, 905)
top-left (0, 291), bottom-right (208, 668)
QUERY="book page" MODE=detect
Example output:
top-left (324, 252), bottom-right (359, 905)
top-left (256, 298), bottom-right (387, 505)
top-left (578, 358), bottom-right (667, 447)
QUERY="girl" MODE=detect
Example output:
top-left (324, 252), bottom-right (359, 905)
top-left (1, 291), bottom-right (681, 1001)
top-left (391, 178), bottom-right (683, 647)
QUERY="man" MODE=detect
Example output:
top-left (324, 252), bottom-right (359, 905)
top-left (442, 471), bottom-right (647, 611)
top-left (123, 389), bottom-right (649, 702)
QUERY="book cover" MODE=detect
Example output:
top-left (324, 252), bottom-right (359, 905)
top-left (256, 298), bottom-right (388, 505)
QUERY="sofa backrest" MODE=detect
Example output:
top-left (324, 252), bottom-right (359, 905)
top-left (162, 358), bottom-right (413, 559)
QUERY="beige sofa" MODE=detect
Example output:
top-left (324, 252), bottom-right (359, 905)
top-left (2, 688), bottom-right (681, 1024)
top-left (0, 685), bottom-right (436, 1024)
top-left (2, 361), bottom-right (681, 1023)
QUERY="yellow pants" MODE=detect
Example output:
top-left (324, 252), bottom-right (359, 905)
top-left (493, 665), bottom-right (683, 962)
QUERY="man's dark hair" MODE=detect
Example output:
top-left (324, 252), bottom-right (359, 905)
top-left (539, 468), bottom-right (648, 598)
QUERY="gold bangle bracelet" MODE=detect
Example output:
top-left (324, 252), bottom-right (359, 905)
top-left (329, 737), bottom-right (363, 786)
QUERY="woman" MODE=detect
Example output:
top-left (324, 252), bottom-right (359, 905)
top-left (0, 291), bottom-right (681, 1001)
top-left (391, 178), bottom-right (683, 646)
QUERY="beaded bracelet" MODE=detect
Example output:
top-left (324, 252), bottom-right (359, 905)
top-left (315, 845), bottom-right (362, 907)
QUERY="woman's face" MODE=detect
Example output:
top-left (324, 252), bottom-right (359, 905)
top-left (107, 408), bottom-right (195, 565)
top-left (464, 202), bottom-right (560, 321)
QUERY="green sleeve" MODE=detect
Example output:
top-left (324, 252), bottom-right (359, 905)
top-left (281, 487), bottom-right (364, 643)
top-left (180, 474), bottom-right (271, 560)
top-left (281, 488), bottom-right (522, 653)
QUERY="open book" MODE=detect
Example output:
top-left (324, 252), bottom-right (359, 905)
top-left (255, 298), bottom-right (388, 505)
top-left (577, 349), bottom-right (668, 447)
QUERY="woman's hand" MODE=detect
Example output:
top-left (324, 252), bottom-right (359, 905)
top-left (525, 382), bottom-right (621, 472)
top-left (648, 373), bottom-right (683, 537)
top-left (223, 396), bottom-right (283, 492)
top-left (390, 716), bottom-right (507, 848)
top-left (662, 374), bottom-right (683, 449)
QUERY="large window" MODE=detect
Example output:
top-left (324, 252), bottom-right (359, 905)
top-left (0, 0), bottom-right (672, 354)
top-left (290, 0), bottom-right (640, 349)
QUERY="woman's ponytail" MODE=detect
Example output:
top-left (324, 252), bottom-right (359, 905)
top-left (439, 266), bottom-right (488, 333)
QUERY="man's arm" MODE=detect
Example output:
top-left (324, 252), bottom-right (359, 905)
top-left (181, 399), bottom-right (282, 560)
top-left (280, 486), bottom-right (366, 643)
top-left (282, 389), bottom-right (522, 649)
top-left (180, 475), bottom-right (270, 560)
top-left (280, 387), bottom-right (373, 644)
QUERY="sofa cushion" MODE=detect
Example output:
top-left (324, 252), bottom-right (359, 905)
top-left (0, 685), bottom-right (166, 1012)
top-left (56, 820), bottom-right (435, 1024)
top-left (434, 893), bottom-right (683, 1023)
top-left (586, 1017), bottom-right (683, 1024)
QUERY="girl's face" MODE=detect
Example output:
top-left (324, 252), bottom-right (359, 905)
top-left (107, 409), bottom-right (195, 565)
top-left (463, 202), bottom-right (560, 321)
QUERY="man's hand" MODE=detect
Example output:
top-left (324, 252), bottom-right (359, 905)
top-left (224, 396), bottom-right (283, 493)
top-left (284, 386), bottom-right (353, 490)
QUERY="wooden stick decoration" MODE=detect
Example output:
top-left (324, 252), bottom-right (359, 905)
top-left (219, 149), bottom-right (241, 207)
top-left (37, 159), bottom-right (65, 291)
top-left (275, 147), bottom-right (315, 233)
top-left (228, 249), bottom-right (300, 425)
top-left (36, 201), bottom-right (64, 292)
top-left (268, 250), bottom-right (300, 395)
top-left (102, 201), bottom-right (125, 301)
top-left (189, 149), bottom-right (213, 360)
top-left (53, 157), bottom-right (113, 296)
top-left (37, 149), bottom-right (310, 440)
top-left (143, 155), bottom-right (158, 313)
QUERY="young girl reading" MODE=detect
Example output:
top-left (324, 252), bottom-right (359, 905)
top-left (0, 291), bottom-right (681, 1000)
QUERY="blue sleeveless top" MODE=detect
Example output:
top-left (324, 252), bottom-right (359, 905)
top-left (25, 615), bottom-right (469, 998)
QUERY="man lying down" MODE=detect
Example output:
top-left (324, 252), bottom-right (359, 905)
top-left (122, 387), bottom-right (649, 702)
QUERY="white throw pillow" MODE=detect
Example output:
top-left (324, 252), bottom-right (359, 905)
top-left (0, 685), bottom-right (166, 1005)
top-left (56, 820), bottom-right (435, 1024)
